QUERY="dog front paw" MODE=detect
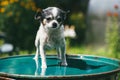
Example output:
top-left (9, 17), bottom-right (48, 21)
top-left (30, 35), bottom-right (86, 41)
top-left (33, 57), bottom-right (36, 60)
top-left (33, 56), bottom-right (38, 60)
top-left (59, 62), bottom-right (68, 66)
top-left (41, 65), bottom-right (47, 68)
top-left (61, 62), bottom-right (68, 66)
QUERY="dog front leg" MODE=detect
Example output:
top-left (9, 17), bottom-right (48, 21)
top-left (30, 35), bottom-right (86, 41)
top-left (34, 31), bottom-right (40, 62)
top-left (33, 46), bottom-right (39, 61)
top-left (33, 48), bottom-right (39, 69)
top-left (40, 45), bottom-right (47, 68)
top-left (33, 42), bottom-right (40, 69)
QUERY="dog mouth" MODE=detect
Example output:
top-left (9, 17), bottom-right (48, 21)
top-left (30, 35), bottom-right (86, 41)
top-left (52, 22), bottom-right (58, 28)
top-left (52, 26), bottom-right (57, 28)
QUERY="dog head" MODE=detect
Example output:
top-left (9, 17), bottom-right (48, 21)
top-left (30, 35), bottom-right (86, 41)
top-left (35, 7), bottom-right (69, 30)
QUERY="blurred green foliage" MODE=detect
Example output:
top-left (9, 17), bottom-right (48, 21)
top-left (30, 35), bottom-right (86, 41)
top-left (0, 0), bottom-right (38, 51)
top-left (0, 0), bottom-right (89, 52)
top-left (106, 10), bottom-right (120, 56)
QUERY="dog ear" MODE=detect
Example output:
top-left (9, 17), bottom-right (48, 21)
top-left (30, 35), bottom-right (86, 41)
top-left (34, 9), bottom-right (42, 20)
top-left (63, 10), bottom-right (70, 20)
top-left (66, 10), bottom-right (70, 14)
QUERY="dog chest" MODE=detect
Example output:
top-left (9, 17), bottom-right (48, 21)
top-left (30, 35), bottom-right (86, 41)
top-left (44, 35), bottom-right (64, 49)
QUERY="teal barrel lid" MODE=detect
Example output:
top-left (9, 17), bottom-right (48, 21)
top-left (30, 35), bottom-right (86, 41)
top-left (0, 55), bottom-right (120, 79)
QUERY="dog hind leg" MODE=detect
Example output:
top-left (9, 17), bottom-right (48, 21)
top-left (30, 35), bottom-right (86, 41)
top-left (56, 47), bottom-right (62, 60)
top-left (60, 44), bottom-right (67, 66)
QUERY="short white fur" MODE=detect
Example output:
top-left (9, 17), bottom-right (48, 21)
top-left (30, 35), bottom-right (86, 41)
top-left (52, 7), bottom-right (58, 17)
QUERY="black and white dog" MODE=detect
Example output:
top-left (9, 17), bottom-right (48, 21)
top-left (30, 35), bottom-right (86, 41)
top-left (34, 7), bottom-right (68, 68)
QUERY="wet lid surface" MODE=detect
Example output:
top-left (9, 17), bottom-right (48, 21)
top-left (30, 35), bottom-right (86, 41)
top-left (0, 55), bottom-right (119, 78)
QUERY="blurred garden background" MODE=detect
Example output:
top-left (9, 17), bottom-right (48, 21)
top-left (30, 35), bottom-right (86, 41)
top-left (0, 0), bottom-right (120, 60)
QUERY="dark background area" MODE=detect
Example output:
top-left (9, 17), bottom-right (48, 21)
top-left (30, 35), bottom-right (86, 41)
top-left (0, 0), bottom-right (89, 52)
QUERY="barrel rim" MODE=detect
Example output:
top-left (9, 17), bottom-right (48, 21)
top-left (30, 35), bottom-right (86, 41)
top-left (0, 54), bottom-right (120, 79)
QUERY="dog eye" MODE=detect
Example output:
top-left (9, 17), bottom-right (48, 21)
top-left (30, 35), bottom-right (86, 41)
top-left (57, 18), bottom-right (62, 22)
top-left (46, 17), bottom-right (52, 21)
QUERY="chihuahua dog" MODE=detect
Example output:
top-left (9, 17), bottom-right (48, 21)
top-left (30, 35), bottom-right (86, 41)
top-left (34, 7), bottom-right (68, 68)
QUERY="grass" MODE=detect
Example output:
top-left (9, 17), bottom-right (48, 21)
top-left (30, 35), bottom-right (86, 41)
top-left (66, 45), bottom-right (120, 59)
top-left (0, 45), bottom-right (120, 59)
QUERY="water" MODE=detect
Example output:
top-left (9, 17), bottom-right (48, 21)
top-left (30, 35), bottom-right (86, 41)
top-left (0, 55), bottom-right (119, 77)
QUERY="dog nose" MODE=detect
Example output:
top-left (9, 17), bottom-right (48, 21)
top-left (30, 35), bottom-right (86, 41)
top-left (52, 22), bottom-right (57, 28)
